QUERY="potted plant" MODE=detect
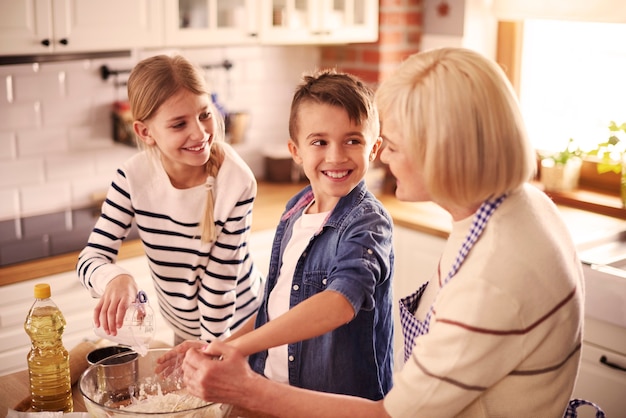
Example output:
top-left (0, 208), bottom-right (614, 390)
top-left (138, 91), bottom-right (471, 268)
top-left (539, 138), bottom-right (585, 192)
top-left (588, 120), bottom-right (626, 205)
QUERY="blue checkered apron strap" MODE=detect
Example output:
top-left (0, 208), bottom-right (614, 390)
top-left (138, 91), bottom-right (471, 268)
top-left (399, 195), bottom-right (507, 363)
top-left (441, 194), bottom-right (507, 286)
top-left (563, 399), bottom-right (605, 418)
top-left (399, 282), bottom-right (429, 362)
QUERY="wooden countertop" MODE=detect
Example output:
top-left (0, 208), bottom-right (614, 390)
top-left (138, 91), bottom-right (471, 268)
top-left (2, 181), bottom-right (626, 287)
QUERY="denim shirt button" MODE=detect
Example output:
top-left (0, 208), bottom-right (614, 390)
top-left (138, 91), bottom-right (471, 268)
top-left (293, 284), bottom-right (299, 291)
top-left (322, 278), bottom-right (327, 285)
top-left (367, 248), bottom-right (373, 255)
top-left (288, 355), bottom-right (295, 362)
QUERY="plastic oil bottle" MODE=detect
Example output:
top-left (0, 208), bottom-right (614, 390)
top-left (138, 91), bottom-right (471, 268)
top-left (24, 283), bottom-right (73, 412)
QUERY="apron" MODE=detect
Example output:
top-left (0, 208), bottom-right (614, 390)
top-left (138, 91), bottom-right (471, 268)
top-left (398, 194), bottom-right (605, 418)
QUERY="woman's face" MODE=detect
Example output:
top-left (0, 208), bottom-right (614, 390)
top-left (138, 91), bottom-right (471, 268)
top-left (379, 116), bottom-right (430, 202)
top-left (134, 89), bottom-right (214, 177)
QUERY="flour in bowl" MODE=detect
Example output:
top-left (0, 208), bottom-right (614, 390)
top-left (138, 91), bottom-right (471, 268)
top-left (120, 389), bottom-right (227, 416)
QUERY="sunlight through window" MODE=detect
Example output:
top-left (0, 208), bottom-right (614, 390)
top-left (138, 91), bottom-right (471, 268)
top-left (519, 19), bottom-right (626, 154)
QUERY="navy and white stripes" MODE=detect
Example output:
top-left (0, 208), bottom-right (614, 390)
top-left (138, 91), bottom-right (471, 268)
top-left (77, 143), bottom-right (263, 342)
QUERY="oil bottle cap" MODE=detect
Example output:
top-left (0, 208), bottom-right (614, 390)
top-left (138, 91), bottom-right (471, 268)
top-left (34, 283), bottom-right (51, 299)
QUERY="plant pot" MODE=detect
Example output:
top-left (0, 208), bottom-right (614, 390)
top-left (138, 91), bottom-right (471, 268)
top-left (540, 157), bottom-right (582, 192)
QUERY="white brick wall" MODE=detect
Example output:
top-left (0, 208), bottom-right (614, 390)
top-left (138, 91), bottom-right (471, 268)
top-left (0, 45), bottom-right (320, 221)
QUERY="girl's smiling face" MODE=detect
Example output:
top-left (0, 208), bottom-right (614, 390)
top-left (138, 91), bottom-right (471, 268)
top-left (288, 101), bottom-right (381, 213)
top-left (134, 89), bottom-right (214, 186)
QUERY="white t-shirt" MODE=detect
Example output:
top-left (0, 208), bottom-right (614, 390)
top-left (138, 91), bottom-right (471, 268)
top-left (264, 206), bottom-right (329, 383)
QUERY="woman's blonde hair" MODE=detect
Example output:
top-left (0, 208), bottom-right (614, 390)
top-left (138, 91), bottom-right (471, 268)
top-left (375, 47), bottom-right (536, 207)
top-left (127, 54), bottom-right (225, 243)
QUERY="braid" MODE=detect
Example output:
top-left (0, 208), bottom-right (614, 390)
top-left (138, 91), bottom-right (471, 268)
top-left (200, 142), bottom-right (225, 243)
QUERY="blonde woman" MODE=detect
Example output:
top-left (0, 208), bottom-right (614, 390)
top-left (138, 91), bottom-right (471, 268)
top-left (174, 48), bottom-right (593, 418)
top-left (77, 55), bottom-right (263, 345)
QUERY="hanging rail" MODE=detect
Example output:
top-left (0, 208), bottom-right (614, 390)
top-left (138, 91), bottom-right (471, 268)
top-left (99, 59), bottom-right (234, 81)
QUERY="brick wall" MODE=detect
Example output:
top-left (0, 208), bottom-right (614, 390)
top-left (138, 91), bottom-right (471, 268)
top-left (320, 0), bottom-right (424, 84)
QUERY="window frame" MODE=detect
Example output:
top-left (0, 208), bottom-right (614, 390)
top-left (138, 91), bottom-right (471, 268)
top-left (495, 20), bottom-right (624, 219)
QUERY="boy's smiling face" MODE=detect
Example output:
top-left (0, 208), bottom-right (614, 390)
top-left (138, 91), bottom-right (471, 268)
top-left (288, 101), bottom-right (382, 213)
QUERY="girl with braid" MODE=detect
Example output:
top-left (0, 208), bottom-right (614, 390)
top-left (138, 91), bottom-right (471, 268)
top-left (77, 54), bottom-right (263, 346)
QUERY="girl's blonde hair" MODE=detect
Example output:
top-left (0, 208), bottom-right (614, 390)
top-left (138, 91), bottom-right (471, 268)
top-left (127, 54), bottom-right (225, 243)
top-left (375, 47), bottom-right (536, 207)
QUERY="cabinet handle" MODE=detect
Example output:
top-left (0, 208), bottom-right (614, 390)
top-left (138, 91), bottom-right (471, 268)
top-left (41, 39), bottom-right (50, 47)
top-left (600, 355), bottom-right (626, 372)
top-left (59, 38), bottom-right (69, 45)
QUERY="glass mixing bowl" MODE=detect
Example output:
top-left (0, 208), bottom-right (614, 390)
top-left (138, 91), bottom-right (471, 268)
top-left (79, 347), bottom-right (231, 418)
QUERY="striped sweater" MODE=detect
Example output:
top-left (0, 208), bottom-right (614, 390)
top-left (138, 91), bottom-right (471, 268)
top-left (77, 143), bottom-right (263, 342)
top-left (384, 184), bottom-right (584, 417)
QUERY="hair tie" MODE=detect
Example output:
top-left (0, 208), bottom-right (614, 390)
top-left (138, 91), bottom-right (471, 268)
top-left (205, 176), bottom-right (215, 191)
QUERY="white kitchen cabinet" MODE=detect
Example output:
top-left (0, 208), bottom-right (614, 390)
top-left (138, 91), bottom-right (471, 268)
top-left (259, 0), bottom-right (379, 45)
top-left (164, 0), bottom-right (261, 47)
top-left (391, 226), bottom-right (446, 369)
top-left (0, 0), bottom-right (163, 56)
top-left (572, 317), bottom-right (626, 418)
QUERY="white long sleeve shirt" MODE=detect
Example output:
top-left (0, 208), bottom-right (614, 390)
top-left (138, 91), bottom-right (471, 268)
top-left (77, 143), bottom-right (263, 341)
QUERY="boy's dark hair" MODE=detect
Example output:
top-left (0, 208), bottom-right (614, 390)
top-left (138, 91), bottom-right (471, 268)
top-left (288, 69), bottom-right (379, 142)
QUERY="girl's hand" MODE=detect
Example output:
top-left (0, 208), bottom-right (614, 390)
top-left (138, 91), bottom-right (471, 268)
top-left (93, 274), bottom-right (137, 335)
top-left (155, 340), bottom-right (207, 377)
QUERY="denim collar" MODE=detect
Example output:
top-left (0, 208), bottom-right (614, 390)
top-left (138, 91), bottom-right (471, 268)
top-left (281, 180), bottom-right (368, 230)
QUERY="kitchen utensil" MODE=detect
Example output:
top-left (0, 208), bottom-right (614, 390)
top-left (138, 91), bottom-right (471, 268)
top-left (93, 291), bottom-right (155, 355)
top-left (87, 345), bottom-right (134, 365)
top-left (79, 348), bottom-right (232, 417)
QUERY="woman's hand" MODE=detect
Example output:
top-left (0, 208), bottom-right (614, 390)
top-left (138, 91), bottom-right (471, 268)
top-left (93, 274), bottom-right (138, 335)
top-left (182, 341), bottom-right (255, 405)
top-left (155, 340), bottom-right (207, 377)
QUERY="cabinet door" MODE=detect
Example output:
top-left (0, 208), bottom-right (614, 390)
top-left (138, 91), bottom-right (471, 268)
top-left (259, 0), bottom-right (378, 45)
top-left (0, 0), bottom-right (52, 55)
top-left (164, 0), bottom-right (260, 47)
top-left (0, 0), bottom-right (163, 56)
top-left (51, 0), bottom-right (164, 52)
top-left (322, 0), bottom-right (378, 43)
top-left (571, 342), bottom-right (626, 418)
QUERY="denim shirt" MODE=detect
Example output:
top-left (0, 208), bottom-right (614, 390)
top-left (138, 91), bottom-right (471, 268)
top-left (249, 180), bottom-right (395, 400)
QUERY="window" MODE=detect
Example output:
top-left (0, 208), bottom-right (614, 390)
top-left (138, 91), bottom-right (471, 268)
top-left (496, 19), bottom-right (625, 217)
top-left (519, 19), bottom-right (626, 155)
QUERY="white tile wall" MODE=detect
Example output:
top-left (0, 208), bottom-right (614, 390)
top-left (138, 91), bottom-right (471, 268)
top-left (0, 45), bottom-right (321, 222)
